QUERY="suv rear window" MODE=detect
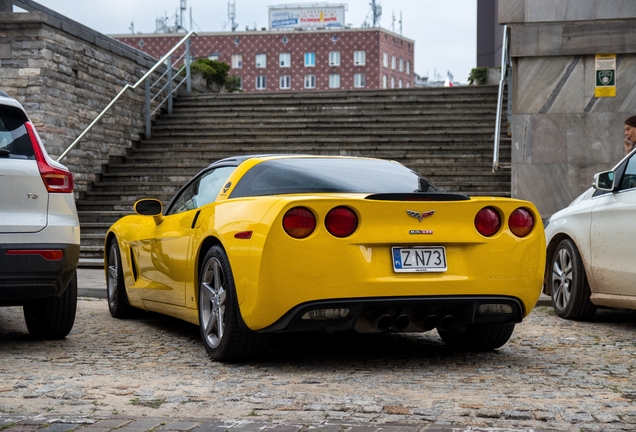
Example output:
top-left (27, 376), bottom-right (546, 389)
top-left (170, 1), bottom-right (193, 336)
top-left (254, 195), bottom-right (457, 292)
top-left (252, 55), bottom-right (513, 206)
top-left (0, 106), bottom-right (34, 160)
top-left (230, 158), bottom-right (425, 198)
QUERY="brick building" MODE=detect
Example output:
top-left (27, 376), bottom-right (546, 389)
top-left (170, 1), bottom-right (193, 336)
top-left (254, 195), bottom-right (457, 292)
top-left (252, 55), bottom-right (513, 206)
top-left (113, 28), bottom-right (414, 93)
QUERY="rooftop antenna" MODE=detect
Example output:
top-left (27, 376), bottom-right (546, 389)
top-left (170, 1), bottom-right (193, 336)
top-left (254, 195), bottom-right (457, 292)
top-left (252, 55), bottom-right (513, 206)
top-left (391, 9), bottom-right (395, 32)
top-left (399, 10), bottom-right (402, 35)
top-left (371, 0), bottom-right (382, 28)
top-left (178, 0), bottom-right (187, 31)
top-left (228, 0), bottom-right (238, 32)
top-left (129, 21), bottom-right (135, 34)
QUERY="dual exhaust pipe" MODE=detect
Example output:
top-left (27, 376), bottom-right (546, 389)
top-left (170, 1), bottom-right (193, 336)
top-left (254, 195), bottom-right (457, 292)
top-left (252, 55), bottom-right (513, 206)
top-left (369, 312), bottom-right (455, 332)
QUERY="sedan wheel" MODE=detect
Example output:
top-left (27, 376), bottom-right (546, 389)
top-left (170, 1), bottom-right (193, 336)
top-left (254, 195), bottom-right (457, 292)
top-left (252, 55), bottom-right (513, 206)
top-left (198, 245), bottom-right (268, 362)
top-left (550, 239), bottom-right (596, 320)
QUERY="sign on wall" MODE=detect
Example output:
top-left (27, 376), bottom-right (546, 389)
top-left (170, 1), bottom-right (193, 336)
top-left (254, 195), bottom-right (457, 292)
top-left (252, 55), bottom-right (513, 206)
top-left (269, 5), bottom-right (346, 29)
top-left (595, 54), bottom-right (616, 98)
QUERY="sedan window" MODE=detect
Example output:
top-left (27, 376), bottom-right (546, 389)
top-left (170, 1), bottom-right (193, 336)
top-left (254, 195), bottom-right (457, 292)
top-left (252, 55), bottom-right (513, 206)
top-left (166, 166), bottom-right (236, 215)
top-left (618, 155), bottom-right (636, 191)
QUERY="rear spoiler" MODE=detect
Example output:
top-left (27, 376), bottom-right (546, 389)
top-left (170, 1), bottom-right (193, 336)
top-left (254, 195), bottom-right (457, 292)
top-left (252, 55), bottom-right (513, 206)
top-left (365, 193), bottom-right (471, 201)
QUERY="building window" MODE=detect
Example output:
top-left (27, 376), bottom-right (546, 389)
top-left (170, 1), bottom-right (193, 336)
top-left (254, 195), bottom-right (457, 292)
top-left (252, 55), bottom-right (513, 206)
top-left (256, 75), bottom-right (266, 90)
top-left (391, 55), bottom-right (396, 70)
top-left (331, 34), bottom-right (338, 42)
top-left (208, 53), bottom-right (220, 61)
top-left (354, 73), bottom-right (365, 88)
top-left (399, 58), bottom-right (404, 72)
top-left (329, 74), bottom-right (340, 89)
top-left (406, 61), bottom-right (411, 74)
top-left (406, 82), bottom-right (410, 88)
top-left (304, 74), bottom-right (316, 89)
top-left (231, 54), bottom-right (242, 68)
top-left (304, 52), bottom-right (316, 67)
top-left (256, 53), bottom-right (266, 68)
top-left (236, 76), bottom-right (243, 89)
top-left (399, 79), bottom-right (403, 88)
top-left (280, 53), bottom-right (291, 67)
top-left (354, 50), bottom-right (366, 66)
top-left (280, 75), bottom-right (291, 89)
top-left (329, 51), bottom-right (340, 66)
top-left (383, 53), bottom-right (388, 68)
top-left (282, 36), bottom-right (288, 44)
top-left (391, 77), bottom-right (395, 88)
top-left (234, 37), bottom-right (240, 46)
top-left (383, 75), bottom-right (387, 89)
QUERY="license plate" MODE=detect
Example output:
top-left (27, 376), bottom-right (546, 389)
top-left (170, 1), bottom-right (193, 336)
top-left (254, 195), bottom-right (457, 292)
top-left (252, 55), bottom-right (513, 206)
top-left (392, 246), bottom-right (447, 273)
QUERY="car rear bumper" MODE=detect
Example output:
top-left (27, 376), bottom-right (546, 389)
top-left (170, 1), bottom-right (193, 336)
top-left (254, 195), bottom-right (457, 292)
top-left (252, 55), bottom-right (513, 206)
top-left (257, 295), bottom-right (524, 333)
top-left (0, 243), bottom-right (80, 305)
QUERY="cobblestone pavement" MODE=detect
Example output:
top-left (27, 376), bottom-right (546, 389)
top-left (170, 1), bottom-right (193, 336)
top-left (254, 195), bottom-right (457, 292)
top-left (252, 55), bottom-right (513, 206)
top-left (2, 294), bottom-right (636, 432)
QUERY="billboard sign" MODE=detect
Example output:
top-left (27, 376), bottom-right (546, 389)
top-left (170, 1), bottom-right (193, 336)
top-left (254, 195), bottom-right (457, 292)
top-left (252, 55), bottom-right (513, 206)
top-left (269, 4), bottom-right (346, 29)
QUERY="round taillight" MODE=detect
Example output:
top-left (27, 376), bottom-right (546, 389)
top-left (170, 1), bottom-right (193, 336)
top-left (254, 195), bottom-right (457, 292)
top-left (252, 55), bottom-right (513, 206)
top-left (283, 207), bottom-right (316, 239)
top-left (475, 207), bottom-right (501, 237)
top-left (509, 207), bottom-right (534, 237)
top-left (325, 206), bottom-right (358, 238)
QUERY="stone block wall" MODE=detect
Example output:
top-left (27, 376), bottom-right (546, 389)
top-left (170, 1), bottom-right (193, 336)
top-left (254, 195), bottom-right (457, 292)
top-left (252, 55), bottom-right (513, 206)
top-left (500, 0), bottom-right (636, 217)
top-left (0, 9), bottom-right (164, 195)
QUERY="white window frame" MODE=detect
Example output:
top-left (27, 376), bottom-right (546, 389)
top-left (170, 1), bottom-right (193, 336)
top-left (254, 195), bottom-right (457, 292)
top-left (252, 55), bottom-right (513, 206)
top-left (354, 73), bottom-right (365, 88)
top-left (208, 54), bottom-right (220, 61)
top-left (399, 79), bottom-right (403, 88)
top-left (280, 75), bottom-right (291, 89)
top-left (329, 74), bottom-right (340, 89)
top-left (304, 74), bottom-right (316, 89)
top-left (354, 50), bottom-right (366, 66)
top-left (383, 53), bottom-right (388, 68)
top-left (406, 61), bottom-right (411, 74)
top-left (391, 77), bottom-right (395, 89)
top-left (255, 53), bottom-right (266, 68)
top-left (256, 75), bottom-right (266, 90)
top-left (329, 51), bottom-right (340, 66)
top-left (399, 58), bottom-right (404, 72)
top-left (236, 76), bottom-right (243, 89)
top-left (391, 55), bottom-right (396, 70)
top-left (231, 54), bottom-right (243, 69)
top-left (279, 53), bottom-right (291, 68)
top-left (383, 75), bottom-right (387, 89)
top-left (304, 52), bottom-right (316, 67)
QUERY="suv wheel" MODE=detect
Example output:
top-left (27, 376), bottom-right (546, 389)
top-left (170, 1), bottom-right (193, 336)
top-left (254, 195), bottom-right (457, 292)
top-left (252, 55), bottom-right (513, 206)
top-left (23, 271), bottom-right (78, 339)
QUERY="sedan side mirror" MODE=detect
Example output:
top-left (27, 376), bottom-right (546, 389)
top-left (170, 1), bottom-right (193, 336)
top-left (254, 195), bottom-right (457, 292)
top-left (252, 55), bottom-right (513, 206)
top-left (593, 170), bottom-right (615, 191)
top-left (134, 198), bottom-right (164, 225)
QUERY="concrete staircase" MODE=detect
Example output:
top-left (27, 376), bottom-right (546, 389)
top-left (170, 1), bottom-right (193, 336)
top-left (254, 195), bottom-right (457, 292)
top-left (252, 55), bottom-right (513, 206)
top-left (77, 85), bottom-right (511, 265)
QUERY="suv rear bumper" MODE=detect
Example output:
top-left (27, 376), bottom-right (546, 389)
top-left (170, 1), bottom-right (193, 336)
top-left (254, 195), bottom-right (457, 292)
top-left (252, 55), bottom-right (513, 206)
top-left (0, 243), bottom-right (80, 305)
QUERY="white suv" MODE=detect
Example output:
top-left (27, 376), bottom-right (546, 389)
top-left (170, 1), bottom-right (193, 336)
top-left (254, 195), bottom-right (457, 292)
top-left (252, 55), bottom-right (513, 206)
top-left (0, 91), bottom-right (80, 339)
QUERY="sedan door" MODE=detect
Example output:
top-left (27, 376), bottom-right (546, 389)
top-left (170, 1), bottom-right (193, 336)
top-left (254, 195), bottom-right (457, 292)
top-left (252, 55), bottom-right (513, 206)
top-left (589, 154), bottom-right (636, 295)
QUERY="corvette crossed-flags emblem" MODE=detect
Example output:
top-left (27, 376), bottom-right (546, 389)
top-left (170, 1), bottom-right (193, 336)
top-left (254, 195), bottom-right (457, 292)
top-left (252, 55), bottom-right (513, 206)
top-left (406, 209), bottom-right (435, 222)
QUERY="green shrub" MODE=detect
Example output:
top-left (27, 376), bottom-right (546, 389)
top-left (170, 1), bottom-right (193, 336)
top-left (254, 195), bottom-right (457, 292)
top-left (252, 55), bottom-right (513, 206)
top-left (191, 58), bottom-right (230, 85)
top-left (468, 67), bottom-right (489, 85)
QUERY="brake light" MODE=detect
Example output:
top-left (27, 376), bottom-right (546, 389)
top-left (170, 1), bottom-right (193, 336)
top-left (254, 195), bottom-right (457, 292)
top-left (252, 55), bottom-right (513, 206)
top-left (283, 207), bottom-right (316, 239)
top-left (325, 206), bottom-right (358, 238)
top-left (509, 208), bottom-right (534, 237)
top-left (6, 249), bottom-right (64, 261)
top-left (475, 207), bottom-right (501, 237)
top-left (25, 122), bottom-right (74, 193)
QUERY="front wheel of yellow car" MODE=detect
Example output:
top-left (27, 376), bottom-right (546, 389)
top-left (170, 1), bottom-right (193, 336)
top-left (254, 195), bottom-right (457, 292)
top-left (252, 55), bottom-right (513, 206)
top-left (438, 323), bottom-right (515, 351)
top-left (198, 245), bottom-right (268, 362)
top-left (106, 238), bottom-right (135, 318)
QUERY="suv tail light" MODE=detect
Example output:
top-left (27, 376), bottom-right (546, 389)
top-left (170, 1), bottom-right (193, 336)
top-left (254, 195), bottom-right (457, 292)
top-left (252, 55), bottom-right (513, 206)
top-left (475, 207), bottom-right (501, 237)
top-left (25, 122), bottom-right (74, 193)
top-left (509, 207), bottom-right (534, 237)
top-left (325, 206), bottom-right (358, 238)
top-left (283, 207), bottom-right (316, 239)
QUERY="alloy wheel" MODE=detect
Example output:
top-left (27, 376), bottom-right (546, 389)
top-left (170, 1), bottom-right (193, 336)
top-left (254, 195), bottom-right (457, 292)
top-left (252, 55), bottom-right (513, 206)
top-left (552, 247), bottom-right (573, 310)
top-left (200, 257), bottom-right (226, 349)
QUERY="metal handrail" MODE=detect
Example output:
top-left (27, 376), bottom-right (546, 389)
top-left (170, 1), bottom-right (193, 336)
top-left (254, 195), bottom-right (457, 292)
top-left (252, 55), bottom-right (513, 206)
top-left (492, 25), bottom-right (510, 172)
top-left (57, 30), bottom-right (196, 162)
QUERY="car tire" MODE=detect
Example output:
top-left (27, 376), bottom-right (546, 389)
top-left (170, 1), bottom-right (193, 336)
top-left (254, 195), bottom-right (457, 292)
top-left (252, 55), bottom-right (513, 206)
top-left (23, 271), bottom-right (78, 339)
top-left (106, 238), bottom-right (135, 318)
top-left (438, 323), bottom-right (515, 351)
top-left (549, 238), bottom-right (596, 320)
top-left (198, 245), bottom-right (268, 362)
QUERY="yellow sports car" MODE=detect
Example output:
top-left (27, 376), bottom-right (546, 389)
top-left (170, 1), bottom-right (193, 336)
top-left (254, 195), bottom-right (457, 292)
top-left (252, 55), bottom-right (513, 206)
top-left (105, 155), bottom-right (545, 361)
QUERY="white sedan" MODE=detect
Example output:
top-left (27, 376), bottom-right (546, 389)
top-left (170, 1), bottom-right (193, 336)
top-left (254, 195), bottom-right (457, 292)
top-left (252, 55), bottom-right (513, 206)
top-left (544, 149), bottom-right (636, 319)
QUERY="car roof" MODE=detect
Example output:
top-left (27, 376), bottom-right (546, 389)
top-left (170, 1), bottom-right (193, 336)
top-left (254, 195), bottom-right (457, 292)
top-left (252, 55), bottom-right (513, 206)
top-left (206, 154), bottom-right (388, 169)
top-left (0, 91), bottom-right (28, 112)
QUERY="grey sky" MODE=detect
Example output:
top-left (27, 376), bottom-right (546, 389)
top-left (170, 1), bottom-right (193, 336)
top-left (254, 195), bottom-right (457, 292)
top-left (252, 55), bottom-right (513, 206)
top-left (32, 0), bottom-right (477, 83)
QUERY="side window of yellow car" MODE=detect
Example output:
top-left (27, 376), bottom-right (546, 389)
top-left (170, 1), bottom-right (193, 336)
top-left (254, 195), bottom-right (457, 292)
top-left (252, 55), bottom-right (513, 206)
top-left (167, 166), bottom-right (236, 215)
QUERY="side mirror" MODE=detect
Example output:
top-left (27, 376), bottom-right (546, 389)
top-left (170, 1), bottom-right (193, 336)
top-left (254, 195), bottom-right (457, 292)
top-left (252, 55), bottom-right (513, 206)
top-left (593, 170), bottom-right (615, 191)
top-left (134, 199), bottom-right (164, 225)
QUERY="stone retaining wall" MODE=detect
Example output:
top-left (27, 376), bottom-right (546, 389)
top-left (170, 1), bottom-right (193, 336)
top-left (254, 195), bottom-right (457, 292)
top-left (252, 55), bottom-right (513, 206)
top-left (0, 8), bottom-right (164, 195)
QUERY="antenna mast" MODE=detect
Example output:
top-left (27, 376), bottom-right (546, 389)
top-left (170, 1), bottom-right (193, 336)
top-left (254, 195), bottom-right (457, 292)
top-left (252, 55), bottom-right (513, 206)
top-left (228, 0), bottom-right (238, 32)
top-left (371, 0), bottom-right (382, 28)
